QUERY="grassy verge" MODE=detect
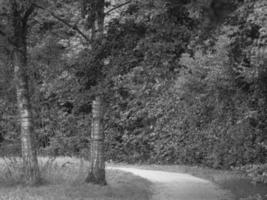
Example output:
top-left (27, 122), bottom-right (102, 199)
top-left (0, 157), bottom-right (152, 200)
top-left (110, 163), bottom-right (267, 200)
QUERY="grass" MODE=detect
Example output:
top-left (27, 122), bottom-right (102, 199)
top-left (0, 157), bottom-right (152, 200)
top-left (1, 157), bottom-right (266, 200)
top-left (112, 163), bottom-right (267, 200)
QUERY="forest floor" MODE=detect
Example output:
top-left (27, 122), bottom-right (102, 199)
top-left (0, 157), bottom-right (152, 200)
top-left (0, 157), bottom-right (266, 200)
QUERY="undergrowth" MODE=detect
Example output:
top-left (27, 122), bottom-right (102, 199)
top-left (0, 157), bottom-right (152, 200)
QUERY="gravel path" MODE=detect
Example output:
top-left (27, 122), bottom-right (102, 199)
top-left (109, 167), bottom-right (233, 200)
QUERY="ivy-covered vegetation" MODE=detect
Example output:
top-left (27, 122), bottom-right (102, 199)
top-left (0, 0), bottom-right (266, 187)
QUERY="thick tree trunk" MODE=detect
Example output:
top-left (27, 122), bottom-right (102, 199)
top-left (86, 96), bottom-right (106, 185)
top-left (14, 49), bottom-right (40, 185)
top-left (13, 14), bottom-right (40, 185)
top-left (85, 0), bottom-right (106, 185)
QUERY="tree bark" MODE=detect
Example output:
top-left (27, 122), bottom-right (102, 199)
top-left (85, 96), bottom-right (106, 185)
top-left (12, 1), bottom-right (40, 185)
top-left (14, 49), bottom-right (40, 185)
top-left (85, 0), bottom-right (106, 185)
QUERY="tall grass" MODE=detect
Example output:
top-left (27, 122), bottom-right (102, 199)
top-left (0, 157), bottom-right (152, 200)
top-left (0, 157), bottom-right (24, 186)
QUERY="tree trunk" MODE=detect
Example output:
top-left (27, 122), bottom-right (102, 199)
top-left (14, 48), bottom-right (40, 185)
top-left (86, 96), bottom-right (106, 185)
top-left (86, 0), bottom-right (106, 185)
top-left (85, 0), bottom-right (106, 185)
top-left (12, 5), bottom-right (40, 184)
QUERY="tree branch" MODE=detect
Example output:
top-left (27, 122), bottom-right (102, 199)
top-left (31, 18), bottom-right (69, 40)
top-left (105, 0), bottom-right (132, 16)
top-left (23, 3), bottom-right (35, 21)
top-left (33, 3), bottom-right (91, 42)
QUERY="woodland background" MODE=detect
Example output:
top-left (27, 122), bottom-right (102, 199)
top-left (0, 0), bottom-right (266, 184)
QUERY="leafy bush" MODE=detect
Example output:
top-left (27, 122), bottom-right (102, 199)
top-left (240, 194), bottom-right (267, 200)
top-left (104, 21), bottom-right (267, 168)
top-left (239, 164), bottom-right (267, 184)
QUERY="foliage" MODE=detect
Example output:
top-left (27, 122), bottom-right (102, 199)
top-left (0, 0), bottom-right (266, 186)
top-left (96, 0), bottom-right (267, 169)
top-left (239, 164), bottom-right (267, 184)
top-left (240, 194), bottom-right (267, 200)
top-left (101, 0), bottom-right (194, 163)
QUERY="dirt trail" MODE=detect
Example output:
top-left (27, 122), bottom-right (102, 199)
top-left (109, 167), bottom-right (233, 200)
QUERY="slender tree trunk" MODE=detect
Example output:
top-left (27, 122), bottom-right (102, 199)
top-left (85, 0), bottom-right (106, 185)
top-left (86, 96), bottom-right (106, 185)
top-left (12, 1), bottom-right (40, 184)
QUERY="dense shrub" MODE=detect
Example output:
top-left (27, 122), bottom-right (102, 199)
top-left (102, 0), bottom-right (267, 171)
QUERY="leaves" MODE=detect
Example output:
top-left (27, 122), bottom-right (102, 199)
top-left (0, 0), bottom-right (266, 183)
